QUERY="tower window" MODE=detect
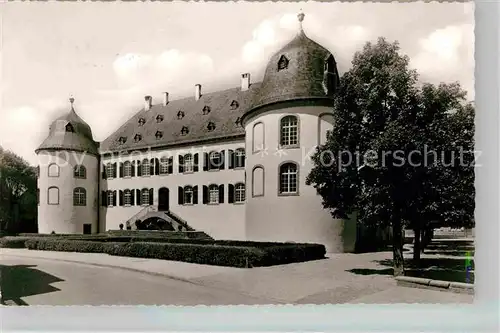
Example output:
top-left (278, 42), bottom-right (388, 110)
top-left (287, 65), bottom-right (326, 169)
top-left (277, 55), bottom-right (289, 71)
top-left (279, 162), bottom-right (298, 195)
top-left (48, 163), bottom-right (59, 177)
top-left (73, 187), bottom-right (87, 206)
top-left (65, 123), bottom-right (74, 132)
top-left (74, 165), bottom-right (86, 179)
top-left (48, 186), bottom-right (59, 205)
top-left (280, 115), bottom-right (299, 147)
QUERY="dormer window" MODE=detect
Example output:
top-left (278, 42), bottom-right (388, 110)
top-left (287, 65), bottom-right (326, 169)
top-left (138, 118), bottom-right (146, 126)
top-left (202, 105), bottom-right (211, 115)
top-left (134, 134), bottom-right (142, 142)
top-left (207, 122), bottom-right (216, 132)
top-left (156, 115), bottom-right (164, 123)
top-left (235, 117), bottom-right (242, 127)
top-left (230, 100), bottom-right (239, 110)
top-left (155, 131), bottom-right (163, 139)
top-left (65, 123), bottom-right (74, 132)
top-left (181, 126), bottom-right (189, 136)
top-left (177, 111), bottom-right (185, 119)
top-left (118, 136), bottom-right (127, 145)
top-left (277, 55), bottom-right (289, 71)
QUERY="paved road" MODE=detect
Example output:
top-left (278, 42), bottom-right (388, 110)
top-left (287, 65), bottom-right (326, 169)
top-left (0, 257), bottom-right (276, 306)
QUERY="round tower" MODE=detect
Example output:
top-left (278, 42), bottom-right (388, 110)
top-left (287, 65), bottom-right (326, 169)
top-left (35, 98), bottom-right (99, 234)
top-left (242, 13), bottom-right (356, 253)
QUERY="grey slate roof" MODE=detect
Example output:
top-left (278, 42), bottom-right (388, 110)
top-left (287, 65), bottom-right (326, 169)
top-left (99, 84), bottom-right (261, 153)
top-left (246, 30), bottom-right (338, 117)
top-left (36, 108), bottom-right (99, 156)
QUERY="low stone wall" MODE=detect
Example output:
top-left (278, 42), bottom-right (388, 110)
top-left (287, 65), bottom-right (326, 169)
top-left (395, 276), bottom-right (474, 295)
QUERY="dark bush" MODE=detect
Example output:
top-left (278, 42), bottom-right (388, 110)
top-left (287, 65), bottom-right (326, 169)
top-left (0, 236), bottom-right (36, 248)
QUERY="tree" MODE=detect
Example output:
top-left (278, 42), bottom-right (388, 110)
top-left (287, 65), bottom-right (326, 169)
top-left (0, 146), bottom-right (38, 234)
top-left (306, 37), bottom-right (474, 275)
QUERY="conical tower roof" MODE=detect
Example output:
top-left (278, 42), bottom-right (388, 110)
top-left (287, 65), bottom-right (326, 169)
top-left (36, 98), bottom-right (99, 155)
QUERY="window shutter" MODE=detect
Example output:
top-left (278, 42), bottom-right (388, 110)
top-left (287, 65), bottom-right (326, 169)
top-left (131, 161), bottom-right (136, 177)
top-left (113, 163), bottom-right (117, 178)
top-left (203, 153), bottom-right (208, 171)
top-left (131, 189), bottom-right (135, 206)
top-left (242, 152), bottom-right (246, 167)
top-left (228, 184), bottom-right (235, 203)
top-left (178, 186), bottom-right (184, 205)
top-left (220, 150), bottom-right (225, 170)
top-left (119, 163), bottom-right (123, 178)
top-left (178, 155), bottom-right (184, 173)
top-left (203, 185), bottom-right (208, 204)
top-left (168, 157), bottom-right (173, 174)
top-left (155, 158), bottom-right (160, 175)
top-left (136, 189), bottom-right (141, 205)
top-left (228, 150), bottom-right (234, 169)
top-left (113, 190), bottom-right (117, 206)
top-left (149, 188), bottom-right (153, 205)
top-left (194, 154), bottom-right (199, 172)
top-left (218, 184), bottom-right (224, 203)
top-left (137, 160), bottom-right (142, 176)
top-left (119, 190), bottom-right (123, 206)
top-left (150, 158), bottom-right (155, 175)
top-left (102, 165), bottom-right (107, 179)
top-left (101, 191), bottom-right (107, 206)
top-left (193, 186), bottom-right (198, 204)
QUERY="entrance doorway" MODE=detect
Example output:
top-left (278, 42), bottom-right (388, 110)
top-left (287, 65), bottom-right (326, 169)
top-left (83, 224), bottom-right (92, 234)
top-left (158, 187), bottom-right (170, 211)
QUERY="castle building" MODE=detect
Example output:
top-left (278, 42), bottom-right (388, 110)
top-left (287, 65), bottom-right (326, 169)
top-left (35, 13), bottom-right (358, 253)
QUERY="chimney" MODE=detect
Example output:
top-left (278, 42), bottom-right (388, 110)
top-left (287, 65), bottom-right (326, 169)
top-left (241, 73), bottom-right (251, 91)
top-left (163, 92), bottom-right (169, 106)
top-left (144, 96), bottom-right (152, 111)
top-left (195, 84), bottom-right (202, 101)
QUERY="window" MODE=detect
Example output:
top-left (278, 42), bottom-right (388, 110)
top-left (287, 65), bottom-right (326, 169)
top-left (184, 154), bottom-right (193, 173)
top-left (138, 118), bottom-right (146, 126)
top-left (252, 166), bottom-right (265, 197)
top-left (118, 136), bottom-right (127, 145)
top-left (48, 187), bottom-right (59, 205)
top-left (123, 161), bottom-right (132, 177)
top-left (73, 187), bottom-right (86, 206)
top-left (160, 156), bottom-right (171, 175)
top-left (106, 163), bottom-right (114, 179)
top-left (134, 134), bottom-right (142, 142)
top-left (234, 148), bottom-right (245, 168)
top-left (124, 189), bottom-right (132, 206)
top-left (141, 188), bottom-right (150, 205)
top-left (209, 184), bottom-right (219, 204)
top-left (141, 159), bottom-right (150, 176)
top-left (324, 55), bottom-right (334, 73)
top-left (74, 165), bottom-right (86, 179)
top-left (155, 131), bottom-right (163, 139)
top-left (177, 111), bottom-right (185, 119)
top-left (209, 151), bottom-right (221, 170)
top-left (48, 163), bottom-right (59, 177)
top-left (202, 105), bottom-right (211, 115)
top-left (184, 186), bottom-right (194, 205)
top-left (65, 123), bottom-right (74, 132)
top-left (277, 55), bottom-right (289, 71)
top-left (234, 183), bottom-right (245, 203)
top-left (156, 115), bottom-right (164, 123)
top-left (230, 100), bottom-right (239, 110)
top-left (280, 115), bottom-right (299, 147)
top-left (181, 126), bottom-right (189, 136)
top-left (207, 122), bottom-right (216, 131)
top-left (108, 191), bottom-right (114, 207)
top-left (252, 122), bottom-right (264, 153)
top-left (279, 162), bottom-right (298, 195)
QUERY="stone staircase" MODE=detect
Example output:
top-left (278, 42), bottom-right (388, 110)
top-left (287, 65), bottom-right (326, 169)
top-left (123, 205), bottom-right (196, 233)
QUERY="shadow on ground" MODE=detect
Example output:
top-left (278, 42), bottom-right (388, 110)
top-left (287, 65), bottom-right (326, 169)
top-left (0, 264), bottom-right (64, 305)
top-left (347, 240), bottom-right (475, 283)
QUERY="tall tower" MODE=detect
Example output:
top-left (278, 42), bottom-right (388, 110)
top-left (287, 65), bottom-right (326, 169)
top-left (242, 13), bottom-right (355, 253)
top-left (35, 98), bottom-right (99, 234)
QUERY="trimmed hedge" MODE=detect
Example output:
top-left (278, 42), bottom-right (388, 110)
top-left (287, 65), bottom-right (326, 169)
top-left (106, 230), bottom-right (213, 240)
top-left (0, 236), bottom-right (37, 248)
top-left (24, 238), bottom-right (326, 267)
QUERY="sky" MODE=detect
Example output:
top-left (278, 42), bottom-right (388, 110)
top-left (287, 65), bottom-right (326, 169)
top-left (0, 1), bottom-right (474, 165)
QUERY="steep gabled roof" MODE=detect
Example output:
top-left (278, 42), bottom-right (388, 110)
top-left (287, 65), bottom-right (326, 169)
top-left (99, 83), bottom-right (261, 153)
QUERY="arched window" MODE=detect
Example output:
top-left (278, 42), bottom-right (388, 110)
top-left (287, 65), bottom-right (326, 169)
top-left (234, 148), bottom-right (245, 168)
top-left (252, 122), bottom-right (265, 153)
top-left (74, 165), bottom-right (86, 179)
top-left (65, 123), bottom-right (74, 132)
top-left (106, 163), bottom-right (114, 178)
top-left (277, 55), bottom-right (289, 71)
top-left (124, 189), bottom-right (132, 206)
top-left (184, 154), bottom-right (194, 173)
top-left (48, 163), bottom-right (59, 177)
top-left (280, 115), bottom-right (299, 147)
top-left (279, 162), bottom-right (298, 195)
top-left (73, 187), bottom-right (86, 206)
top-left (160, 156), bottom-right (170, 174)
top-left (141, 188), bottom-right (150, 205)
top-left (141, 159), bottom-right (150, 176)
top-left (108, 190), bottom-right (114, 207)
top-left (209, 184), bottom-right (219, 204)
top-left (208, 151), bottom-right (221, 170)
top-left (234, 183), bottom-right (246, 203)
top-left (318, 113), bottom-right (334, 145)
top-left (184, 186), bottom-right (194, 205)
top-left (47, 186), bottom-right (59, 205)
top-left (123, 161), bottom-right (132, 177)
top-left (252, 166), bottom-right (264, 197)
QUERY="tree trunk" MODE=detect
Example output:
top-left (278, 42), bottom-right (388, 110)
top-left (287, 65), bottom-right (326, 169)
top-left (392, 214), bottom-right (405, 276)
top-left (413, 226), bottom-right (421, 261)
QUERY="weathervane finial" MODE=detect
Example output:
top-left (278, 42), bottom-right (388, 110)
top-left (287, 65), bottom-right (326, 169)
top-left (69, 96), bottom-right (75, 109)
top-left (297, 10), bottom-right (305, 30)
